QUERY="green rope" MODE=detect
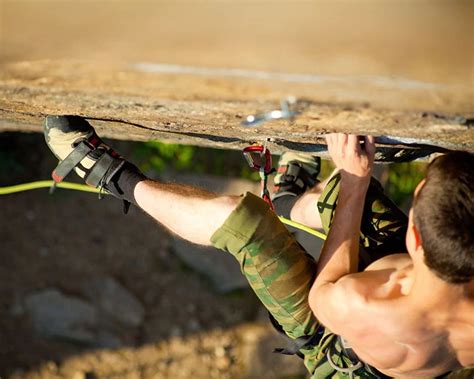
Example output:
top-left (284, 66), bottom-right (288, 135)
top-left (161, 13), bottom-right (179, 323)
top-left (0, 180), bottom-right (327, 240)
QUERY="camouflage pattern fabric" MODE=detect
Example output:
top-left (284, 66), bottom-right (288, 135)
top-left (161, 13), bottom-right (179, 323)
top-left (211, 192), bottom-right (319, 341)
top-left (317, 174), bottom-right (408, 266)
top-left (211, 175), bottom-right (409, 378)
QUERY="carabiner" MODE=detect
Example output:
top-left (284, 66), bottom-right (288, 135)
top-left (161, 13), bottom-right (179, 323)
top-left (242, 97), bottom-right (299, 127)
top-left (243, 145), bottom-right (273, 175)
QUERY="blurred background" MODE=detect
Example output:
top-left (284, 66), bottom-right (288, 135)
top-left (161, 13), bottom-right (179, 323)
top-left (0, 1), bottom-right (471, 378)
top-left (2, 0), bottom-right (472, 83)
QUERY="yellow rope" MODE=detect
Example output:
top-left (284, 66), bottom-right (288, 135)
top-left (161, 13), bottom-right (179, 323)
top-left (0, 180), bottom-right (100, 195)
top-left (0, 180), bottom-right (327, 240)
top-left (278, 216), bottom-right (327, 240)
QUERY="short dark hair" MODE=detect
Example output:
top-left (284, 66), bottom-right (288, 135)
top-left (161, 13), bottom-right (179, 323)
top-left (413, 151), bottom-right (474, 284)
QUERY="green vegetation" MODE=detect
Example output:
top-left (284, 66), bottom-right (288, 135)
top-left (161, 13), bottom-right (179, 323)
top-left (133, 140), bottom-right (196, 173)
top-left (133, 140), bottom-right (260, 181)
top-left (386, 162), bottom-right (426, 207)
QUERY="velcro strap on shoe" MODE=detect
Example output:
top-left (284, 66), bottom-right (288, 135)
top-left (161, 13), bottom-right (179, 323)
top-left (85, 150), bottom-right (118, 187)
top-left (283, 163), bottom-right (302, 182)
top-left (52, 141), bottom-right (93, 183)
top-left (280, 163), bottom-right (306, 189)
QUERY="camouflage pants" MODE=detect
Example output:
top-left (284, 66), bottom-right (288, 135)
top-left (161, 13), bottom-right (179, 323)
top-left (211, 174), bottom-right (408, 378)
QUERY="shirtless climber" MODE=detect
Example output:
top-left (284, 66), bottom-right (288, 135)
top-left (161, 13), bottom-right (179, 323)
top-left (44, 115), bottom-right (473, 378)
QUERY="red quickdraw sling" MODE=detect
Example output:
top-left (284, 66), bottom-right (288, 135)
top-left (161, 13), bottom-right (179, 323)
top-left (242, 143), bottom-right (275, 209)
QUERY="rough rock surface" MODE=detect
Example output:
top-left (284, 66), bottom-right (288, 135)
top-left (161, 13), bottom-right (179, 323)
top-left (0, 60), bottom-right (473, 156)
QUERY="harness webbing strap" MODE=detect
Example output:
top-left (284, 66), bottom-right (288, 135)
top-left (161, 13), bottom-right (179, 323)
top-left (269, 312), bottom-right (325, 358)
top-left (52, 141), bottom-right (93, 183)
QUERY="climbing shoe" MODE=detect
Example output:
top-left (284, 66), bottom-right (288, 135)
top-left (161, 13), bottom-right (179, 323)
top-left (44, 115), bottom-right (145, 210)
top-left (273, 152), bottom-right (321, 198)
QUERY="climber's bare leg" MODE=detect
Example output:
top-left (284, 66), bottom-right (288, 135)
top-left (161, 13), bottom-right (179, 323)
top-left (134, 180), bottom-right (239, 246)
top-left (289, 170), bottom-right (337, 230)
